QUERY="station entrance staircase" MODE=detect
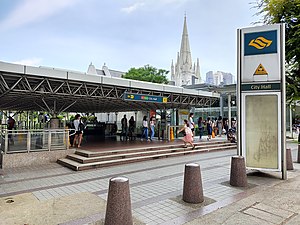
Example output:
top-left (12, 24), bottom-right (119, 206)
top-left (58, 140), bottom-right (237, 171)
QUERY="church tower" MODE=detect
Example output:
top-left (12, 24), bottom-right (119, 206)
top-left (171, 15), bottom-right (202, 86)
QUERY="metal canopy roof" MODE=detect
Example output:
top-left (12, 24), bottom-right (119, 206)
top-left (0, 61), bottom-right (220, 113)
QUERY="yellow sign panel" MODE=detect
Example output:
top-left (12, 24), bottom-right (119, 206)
top-left (163, 97), bottom-right (168, 103)
top-left (254, 63), bottom-right (268, 75)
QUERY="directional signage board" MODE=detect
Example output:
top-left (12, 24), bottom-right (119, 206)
top-left (237, 24), bottom-right (286, 178)
top-left (123, 92), bottom-right (168, 103)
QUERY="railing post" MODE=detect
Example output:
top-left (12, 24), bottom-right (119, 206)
top-left (4, 130), bottom-right (8, 154)
top-left (167, 125), bottom-right (170, 141)
top-left (66, 129), bottom-right (69, 150)
top-left (27, 131), bottom-right (31, 153)
top-left (48, 130), bottom-right (52, 151)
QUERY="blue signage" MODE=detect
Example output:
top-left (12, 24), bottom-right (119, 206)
top-left (123, 92), bottom-right (168, 103)
top-left (244, 30), bottom-right (277, 56)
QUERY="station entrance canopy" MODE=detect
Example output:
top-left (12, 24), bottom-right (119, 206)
top-left (0, 61), bottom-right (220, 113)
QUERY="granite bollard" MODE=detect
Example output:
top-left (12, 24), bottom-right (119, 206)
top-left (286, 148), bottom-right (294, 170)
top-left (104, 177), bottom-right (133, 225)
top-left (230, 156), bottom-right (247, 187)
top-left (182, 163), bottom-right (204, 204)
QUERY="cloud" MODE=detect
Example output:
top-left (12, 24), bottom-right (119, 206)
top-left (121, 0), bottom-right (189, 13)
top-left (13, 58), bottom-right (42, 66)
top-left (121, 2), bottom-right (145, 14)
top-left (0, 0), bottom-right (80, 30)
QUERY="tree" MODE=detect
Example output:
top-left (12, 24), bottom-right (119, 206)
top-left (254, 0), bottom-right (300, 103)
top-left (122, 65), bottom-right (169, 84)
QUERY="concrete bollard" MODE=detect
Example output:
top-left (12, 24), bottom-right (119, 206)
top-left (182, 163), bottom-right (204, 204)
top-left (230, 156), bottom-right (248, 187)
top-left (286, 148), bottom-right (294, 170)
top-left (297, 145), bottom-right (300, 163)
top-left (104, 177), bottom-right (133, 225)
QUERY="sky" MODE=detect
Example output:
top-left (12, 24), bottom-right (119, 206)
top-left (0, 0), bottom-right (262, 80)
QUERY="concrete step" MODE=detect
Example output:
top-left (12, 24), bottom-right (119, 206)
top-left (57, 143), bottom-right (237, 171)
top-left (68, 143), bottom-right (236, 164)
top-left (75, 141), bottom-right (232, 158)
top-left (57, 158), bottom-right (81, 171)
top-left (74, 144), bottom-right (185, 157)
top-left (67, 147), bottom-right (185, 164)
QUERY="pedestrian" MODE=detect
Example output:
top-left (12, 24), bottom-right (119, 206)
top-left (128, 116), bottom-right (135, 141)
top-left (206, 117), bottom-right (212, 141)
top-left (177, 119), bottom-right (195, 149)
top-left (141, 116), bottom-right (149, 141)
top-left (7, 116), bottom-right (15, 130)
top-left (7, 116), bottom-right (15, 144)
top-left (198, 117), bottom-right (204, 141)
top-left (224, 119), bottom-right (229, 135)
top-left (217, 116), bottom-right (223, 137)
top-left (149, 116), bottom-right (155, 141)
top-left (189, 113), bottom-right (195, 136)
top-left (38, 112), bottom-right (44, 123)
top-left (212, 118), bottom-right (217, 138)
top-left (72, 114), bottom-right (84, 148)
top-left (66, 122), bottom-right (75, 147)
top-left (121, 115), bottom-right (128, 141)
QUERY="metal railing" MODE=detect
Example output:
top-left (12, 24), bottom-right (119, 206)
top-left (0, 129), bottom-right (70, 154)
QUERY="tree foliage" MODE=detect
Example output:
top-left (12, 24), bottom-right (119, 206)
top-left (122, 65), bottom-right (169, 84)
top-left (254, 0), bottom-right (300, 102)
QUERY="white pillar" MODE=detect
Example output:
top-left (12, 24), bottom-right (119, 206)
top-left (115, 113), bottom-right (118, 124)
top-left (220, 95), bottom-right (224, 117)
top-left (134, 112), bottom-right (138, 121)
top-left (228, 94), bottom-right (232, 128)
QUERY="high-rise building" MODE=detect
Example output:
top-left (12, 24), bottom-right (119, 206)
top-left (205, 71), bottom-right (234, 85)
top-left (171, 16), bottom-right (202, 86)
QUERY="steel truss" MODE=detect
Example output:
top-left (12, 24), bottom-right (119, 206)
top-left (0, 72), bottom-right (218, 113)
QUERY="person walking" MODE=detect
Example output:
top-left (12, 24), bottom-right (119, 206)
top-left (121, 115), bottom-right (128, 141)
top-left (198, 117), bottom-right (204, 141)
top-left (217, 116), bottom-right (223, 137)
top-left (128, 116), bottom-right (135, 141)
top-left (177, 119), bottom-right (195, 149)
top-left (7, 116), bottom-right (15, 144)
top-left (206, 117), bottom-right (212, 141)
top-left (72, 114), bottom-right (84, 148)
top-left (141, 116), bottom-right (149, 141)
top-left (188, 113), bottom-right (195, 136)
top-left (149, 116), bottom-right (155, 141)
top-left (224, 119), bottom-right (229, 135)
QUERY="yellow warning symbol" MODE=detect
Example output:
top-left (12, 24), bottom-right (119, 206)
top-left (254, 63), bottom-right (268, 75)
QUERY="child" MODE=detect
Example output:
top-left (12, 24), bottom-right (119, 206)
top-left (177, 119), bottom-right (195, 149)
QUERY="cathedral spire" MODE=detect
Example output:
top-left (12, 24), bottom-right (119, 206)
top-left (196, 58), bottom-right (202, 83)
top-left (179, 15), bottom-right (192, 67)
top-left (171, 15), bottom-right (201, 86)
top-left (87, 62), bottom-right (97, 75)
top-left (171, 60), bottom-right (175, 81)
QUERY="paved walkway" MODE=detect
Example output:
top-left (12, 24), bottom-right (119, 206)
top-left (0, 140), bottom-right (299, 225)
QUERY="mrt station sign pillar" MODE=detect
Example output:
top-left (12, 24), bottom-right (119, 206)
top-left (237, 24), bottom-right (286, 179)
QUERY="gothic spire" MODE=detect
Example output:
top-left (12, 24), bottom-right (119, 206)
top-left (87, 62), bottom-right (97, 75)
top-left (196, 58), bottom-right (202, 83)
top-left (171, 60), bottom-right (175, 81)
top-left (179, 15), bottom-right (192, 67)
